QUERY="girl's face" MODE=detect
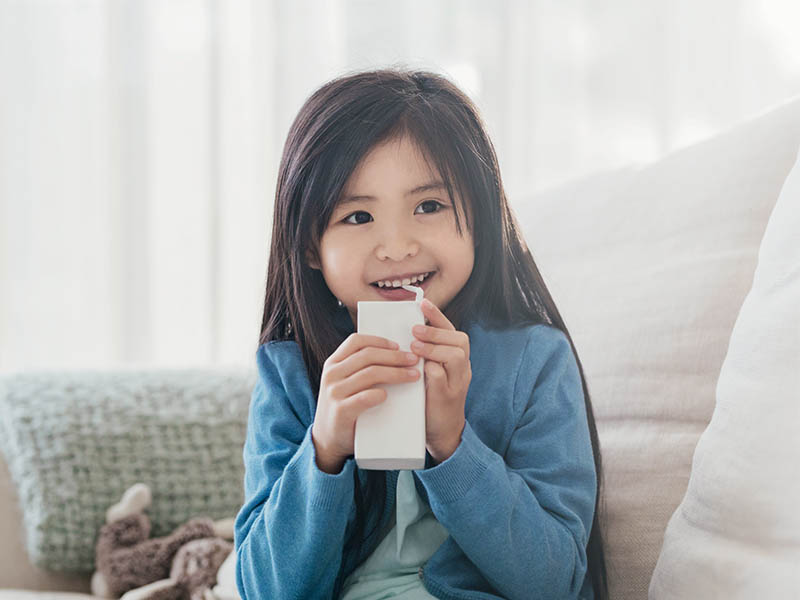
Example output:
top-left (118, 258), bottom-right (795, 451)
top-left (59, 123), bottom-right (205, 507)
top-left (307, 134), bottom-right (475, 325)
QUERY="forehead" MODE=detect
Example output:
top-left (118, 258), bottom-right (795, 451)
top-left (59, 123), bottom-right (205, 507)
top-left (341, 134), bottom-right (441, 196)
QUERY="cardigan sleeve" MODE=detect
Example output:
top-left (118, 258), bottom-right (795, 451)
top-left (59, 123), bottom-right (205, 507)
top-left (233, 343), bottom-right (356, 600)
top-left (415, 325), bottom-right (597, 600)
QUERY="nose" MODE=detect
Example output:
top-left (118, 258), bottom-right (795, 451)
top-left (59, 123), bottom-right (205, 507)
top-left (375, 224), bottom-right (420, 261)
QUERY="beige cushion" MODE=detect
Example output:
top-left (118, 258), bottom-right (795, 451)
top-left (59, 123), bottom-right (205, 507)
top-left (0, 593), bottom-right (96, 600)
top-left (649, 128), bottom-right (800, 597)
top-left (0, 594), bottom-right (96, 600)
top-left (516, 96), bottom-right (800, 599)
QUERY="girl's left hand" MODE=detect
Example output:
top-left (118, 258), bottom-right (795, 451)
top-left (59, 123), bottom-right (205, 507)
top-left (411, 298), bottom-right (471, 463)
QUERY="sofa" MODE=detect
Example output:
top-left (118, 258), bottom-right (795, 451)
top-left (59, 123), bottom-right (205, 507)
top-left (1, 96), bottom-right (798, 600)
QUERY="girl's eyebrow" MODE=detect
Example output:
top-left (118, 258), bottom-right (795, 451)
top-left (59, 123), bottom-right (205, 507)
top-left (339, 181), bottom-right (445, 206)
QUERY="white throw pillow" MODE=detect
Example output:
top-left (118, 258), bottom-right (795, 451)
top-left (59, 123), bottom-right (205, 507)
top-left (649, 136), bottom-right (800, 598)
top-left (516, 96), bottom-right (800, 599)
top-left (212, 549), bottom-right (241, 600)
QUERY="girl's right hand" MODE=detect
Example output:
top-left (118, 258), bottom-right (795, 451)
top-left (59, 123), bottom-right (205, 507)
top-left (311, 333), bottom-right (421, 474)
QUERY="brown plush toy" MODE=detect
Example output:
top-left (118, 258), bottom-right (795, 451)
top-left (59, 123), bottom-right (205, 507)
top-left (91, 483), bottom-right (235, 600)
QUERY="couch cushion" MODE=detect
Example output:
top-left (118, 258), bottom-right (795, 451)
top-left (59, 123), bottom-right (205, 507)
top-left (649, 123), bottom-right (800, 597)
top-left (516, 96), bottom-right (800, 599)
top-left (0, 593), bottom-right (98, 600)
top-left (0, 369), bottom-right (255, 574)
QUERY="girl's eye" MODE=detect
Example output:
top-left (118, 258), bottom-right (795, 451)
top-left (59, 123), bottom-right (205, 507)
top-left (342, 211), bottom-right (372, 225)
top-left (341, 200), bottom-right (445, 225)
top-left (415, 199), bottom-right (445, 214)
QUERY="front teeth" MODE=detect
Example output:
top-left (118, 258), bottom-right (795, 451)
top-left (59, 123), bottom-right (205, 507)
top-left (377, 272), bottom-right (431, 288)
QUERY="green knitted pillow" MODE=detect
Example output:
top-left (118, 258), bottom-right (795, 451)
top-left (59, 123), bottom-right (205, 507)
top-left (0, 368), bottom-right (256, 572)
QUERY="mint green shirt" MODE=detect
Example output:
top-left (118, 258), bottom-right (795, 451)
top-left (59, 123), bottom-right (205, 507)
top-left (339, 470), bottom-right (449, 599)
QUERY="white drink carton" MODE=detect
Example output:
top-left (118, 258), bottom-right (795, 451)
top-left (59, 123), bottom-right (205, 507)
top-left (355, 285), bottom-right (426, 470)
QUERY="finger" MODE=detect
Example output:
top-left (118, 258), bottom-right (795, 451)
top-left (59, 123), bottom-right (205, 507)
top-left (328, 333), bottom-right (399, 364)
top-left (334, 364), bottom-right (420, 399)
top-left (423, 360), bottom-right (447, 388)
top-left (412, 326), bottom-right (470, 361)
top-left (340, 388), bottom-right (388, 419)
top-left (412, 342), bottom-right (467, 377)
top-left (333, 346), bottom-right (419, 380)
top-left (419, 298), bottom-right (455, 331)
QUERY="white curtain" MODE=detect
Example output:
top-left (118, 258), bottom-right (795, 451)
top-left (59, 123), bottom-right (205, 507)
top-left (1, 0), bottom-right (799, 373)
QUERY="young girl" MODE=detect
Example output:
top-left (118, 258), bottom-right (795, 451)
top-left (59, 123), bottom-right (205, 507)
top-left (233, 68), bottom-right (608, 600)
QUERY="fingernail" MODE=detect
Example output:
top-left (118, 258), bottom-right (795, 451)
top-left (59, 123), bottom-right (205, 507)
top-left (411, 341), bottom-right (424, 350)
top-left (405, 353), bottom-right (418, 362)
top-left (407, 369), bottom-right (419, 377)
top-left (412, 325), bottom-right (425, 335)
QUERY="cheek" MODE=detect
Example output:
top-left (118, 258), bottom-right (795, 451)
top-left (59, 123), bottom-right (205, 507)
top-left (438, 224), bottom-right (473, 253)
top-left (450, 234), bottom-right (475, 276)
top-left (322, 239), bottom-right (362, 275)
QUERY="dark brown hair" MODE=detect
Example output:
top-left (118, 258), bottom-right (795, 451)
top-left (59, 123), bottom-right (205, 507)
top-left (258, 67), bottom-right (608, 599)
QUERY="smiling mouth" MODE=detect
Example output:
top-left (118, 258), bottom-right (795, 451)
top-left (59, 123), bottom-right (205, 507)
top-left (370, 271), bottom-right (436, 288)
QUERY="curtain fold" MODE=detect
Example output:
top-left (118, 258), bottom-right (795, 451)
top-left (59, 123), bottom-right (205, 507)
top-left (1, 0), bottom-right (798, 372)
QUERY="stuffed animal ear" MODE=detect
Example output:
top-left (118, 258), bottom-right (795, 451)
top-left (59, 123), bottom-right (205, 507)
top-left (106, 482), bottom-right (151, 523)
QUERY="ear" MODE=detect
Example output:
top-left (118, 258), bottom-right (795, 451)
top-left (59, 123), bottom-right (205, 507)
top-left (305, 248), bottom-right (320, 270)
